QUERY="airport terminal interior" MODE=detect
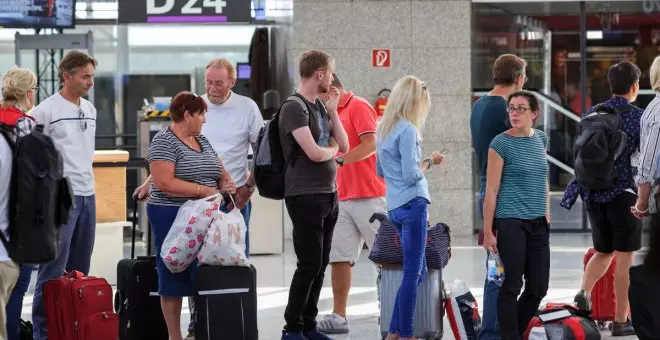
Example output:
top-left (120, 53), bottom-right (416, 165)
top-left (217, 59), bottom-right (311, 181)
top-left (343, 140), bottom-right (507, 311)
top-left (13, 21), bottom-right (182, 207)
top-left (0, 0), bottom-right (659, 339)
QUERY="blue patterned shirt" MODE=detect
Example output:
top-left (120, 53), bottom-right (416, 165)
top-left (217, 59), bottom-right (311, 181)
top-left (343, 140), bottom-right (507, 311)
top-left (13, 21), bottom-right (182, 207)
top-left (561, 96), bottom-right (643, 209)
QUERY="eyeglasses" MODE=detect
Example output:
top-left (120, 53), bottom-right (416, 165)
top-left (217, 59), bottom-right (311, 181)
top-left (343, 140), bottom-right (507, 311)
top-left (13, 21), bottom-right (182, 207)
top-left (507, 106), bottom-right (531, 114)
top-left (205, 80), bottom-right (227, 88)
top-left (32, 87), bottom-right (39, 93)
top-left (78, 109), bottom-right (87, 131)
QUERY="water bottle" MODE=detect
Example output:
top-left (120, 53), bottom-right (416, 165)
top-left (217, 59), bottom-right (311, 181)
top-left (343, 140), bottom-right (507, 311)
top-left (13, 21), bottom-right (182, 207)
top-left (487, 252), bottom-right (505, 286)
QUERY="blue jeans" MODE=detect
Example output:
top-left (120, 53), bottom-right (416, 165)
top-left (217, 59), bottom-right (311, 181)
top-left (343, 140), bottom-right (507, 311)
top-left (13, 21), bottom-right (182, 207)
top-left (32, 195), bottom-right (96, 340)
top-left (478, 190), bottom-right (501, 340)
top-left (387, 197), bottom-right (428, 338)
top-left (5, 264), bottom-right (33, 340)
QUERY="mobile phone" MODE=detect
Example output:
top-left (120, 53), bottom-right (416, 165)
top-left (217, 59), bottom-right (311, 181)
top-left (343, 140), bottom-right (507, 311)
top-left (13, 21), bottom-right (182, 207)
top-left (441, 148), bottom-right (450, 156)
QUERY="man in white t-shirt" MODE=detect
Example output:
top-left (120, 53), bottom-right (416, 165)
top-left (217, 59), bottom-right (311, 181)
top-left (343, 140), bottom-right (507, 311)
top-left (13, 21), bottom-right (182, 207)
top-left (0, 133), bottom-right (19, 340)
top-left (30, 50), bottom-right (98, 340)
top-left (200, 58), bottom-right (264, 253)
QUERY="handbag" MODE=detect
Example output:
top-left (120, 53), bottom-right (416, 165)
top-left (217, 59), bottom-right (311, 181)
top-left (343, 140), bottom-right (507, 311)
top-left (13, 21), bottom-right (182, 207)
top-left (197, 195), bottom-right (250, 266)
top-left (160, 194), bottom-right (222, 273)
top-left (368, 212), bottom-right (452, 269)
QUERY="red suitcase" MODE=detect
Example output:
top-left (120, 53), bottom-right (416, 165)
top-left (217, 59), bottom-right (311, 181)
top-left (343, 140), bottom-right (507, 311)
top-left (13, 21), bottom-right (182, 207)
top-left (43, 270), bottom-right (119, 340)
top-left (584, 248), bottom-right (616, 323)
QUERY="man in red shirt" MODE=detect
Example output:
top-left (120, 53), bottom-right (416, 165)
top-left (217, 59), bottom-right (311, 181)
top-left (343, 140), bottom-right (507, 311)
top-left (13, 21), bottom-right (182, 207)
top-left (317, 74), bottom-right (386, 335)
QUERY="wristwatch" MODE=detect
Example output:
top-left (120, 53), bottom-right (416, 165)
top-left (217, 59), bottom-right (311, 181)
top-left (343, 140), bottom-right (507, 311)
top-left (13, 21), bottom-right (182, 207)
top-left (335, 156), bottom-right (344, 167)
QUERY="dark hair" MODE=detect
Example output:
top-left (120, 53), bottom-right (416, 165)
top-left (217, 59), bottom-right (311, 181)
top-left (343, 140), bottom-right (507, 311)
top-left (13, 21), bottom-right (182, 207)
top-left (508, 90), bottom-right (540, 111)
top-left (608, 61), bottom-right (641, 95)
top-left (299, 50), bottom-right (332, 79)
top-left (493, 54), bottom-right (527, 86)
top-left (331, 73), bottom-right (343, 88)
top-left (58, 50), bottom-right (97, 84)
top-left (169, 91), bottom-right (207, 123)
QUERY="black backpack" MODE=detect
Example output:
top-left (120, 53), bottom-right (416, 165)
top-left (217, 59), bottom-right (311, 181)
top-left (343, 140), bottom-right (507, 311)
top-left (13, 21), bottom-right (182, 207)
top-left (573, 103), bottom-right (633, 191)
top-left (0, 123), bottom-right (73, 264)
top-left (253, 93), bottom-right (318, 200)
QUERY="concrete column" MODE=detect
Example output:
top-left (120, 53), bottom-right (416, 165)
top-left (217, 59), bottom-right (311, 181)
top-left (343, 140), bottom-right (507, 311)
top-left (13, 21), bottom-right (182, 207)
top-left (290, 0), bottom-right (473, 235)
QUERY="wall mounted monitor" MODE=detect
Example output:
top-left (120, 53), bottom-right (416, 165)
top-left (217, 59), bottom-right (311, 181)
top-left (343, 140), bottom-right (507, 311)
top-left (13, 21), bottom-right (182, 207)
top-left (0, 0), bottom-right (76, 29)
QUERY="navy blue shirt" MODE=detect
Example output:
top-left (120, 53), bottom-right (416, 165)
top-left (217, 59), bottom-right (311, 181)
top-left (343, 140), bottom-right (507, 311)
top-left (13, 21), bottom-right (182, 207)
top-left (470, 95), bottom-right (510, 192)
top-left (561, 96), bottom-right (643, 208)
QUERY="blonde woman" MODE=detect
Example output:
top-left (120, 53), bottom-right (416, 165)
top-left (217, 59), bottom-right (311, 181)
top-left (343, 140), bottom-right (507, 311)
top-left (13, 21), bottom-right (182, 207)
top-left (376, 76), bottom-right (444, 340)
top-left (0, 66), bottom-right (37, 340)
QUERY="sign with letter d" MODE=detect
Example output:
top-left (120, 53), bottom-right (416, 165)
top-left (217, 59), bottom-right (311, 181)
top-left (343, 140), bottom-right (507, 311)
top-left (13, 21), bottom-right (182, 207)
top-left (372, 49), bottom-right (391, 68)
top-left (118, 0), bottom-right (252, 24)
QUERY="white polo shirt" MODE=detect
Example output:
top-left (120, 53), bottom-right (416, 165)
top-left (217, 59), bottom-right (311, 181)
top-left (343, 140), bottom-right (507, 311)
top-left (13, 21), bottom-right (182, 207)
top-left (201, 92), bottom-right (264, 187)
top-left (32, 93), bottom-right (97, 196)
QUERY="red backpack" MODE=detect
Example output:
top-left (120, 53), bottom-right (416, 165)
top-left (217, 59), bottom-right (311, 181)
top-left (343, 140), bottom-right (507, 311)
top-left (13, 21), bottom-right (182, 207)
top-left (524, 304), bottom-right (601, 340)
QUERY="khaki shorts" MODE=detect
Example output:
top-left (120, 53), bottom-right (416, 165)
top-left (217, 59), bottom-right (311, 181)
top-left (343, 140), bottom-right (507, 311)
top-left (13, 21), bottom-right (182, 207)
top-left (329, 197), bottom-right (386, 264)
top-left (0, 260), bottom-right (19, 340)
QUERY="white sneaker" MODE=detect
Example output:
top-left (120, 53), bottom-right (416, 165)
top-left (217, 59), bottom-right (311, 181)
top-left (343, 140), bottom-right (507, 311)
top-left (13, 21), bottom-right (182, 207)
top-left (317, 313), bottom-right (349, 334)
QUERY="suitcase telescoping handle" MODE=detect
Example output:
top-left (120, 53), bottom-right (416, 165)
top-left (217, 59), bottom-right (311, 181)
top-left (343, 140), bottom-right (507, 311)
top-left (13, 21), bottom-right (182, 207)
top-left (131, 198), bottom-right (152, 259)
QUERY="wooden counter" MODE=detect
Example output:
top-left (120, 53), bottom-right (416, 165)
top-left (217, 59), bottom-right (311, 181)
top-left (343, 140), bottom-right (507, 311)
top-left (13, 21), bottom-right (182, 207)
top-left (93, 150), bottom-right (129, 223)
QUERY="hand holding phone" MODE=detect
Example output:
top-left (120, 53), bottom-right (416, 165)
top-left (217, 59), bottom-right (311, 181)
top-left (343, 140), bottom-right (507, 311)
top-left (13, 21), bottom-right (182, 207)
top-left (430, 150), bottom-right (446, 166)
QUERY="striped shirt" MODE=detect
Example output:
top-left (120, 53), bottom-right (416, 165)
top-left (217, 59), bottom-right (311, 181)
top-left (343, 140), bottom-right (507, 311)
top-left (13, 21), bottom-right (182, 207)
top-left (146, 127), bottom-right (222, 206)
top-left (635, 93), bottom-right (660, 213)
top-left (490, 129), bottom-right (548, 220)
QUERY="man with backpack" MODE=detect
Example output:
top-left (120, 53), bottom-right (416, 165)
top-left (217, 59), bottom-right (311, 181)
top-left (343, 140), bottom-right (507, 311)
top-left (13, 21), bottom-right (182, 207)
top-left (271, 50), bottom-right (349, 340)
top-left (561, 61), bottom-right (642, 337)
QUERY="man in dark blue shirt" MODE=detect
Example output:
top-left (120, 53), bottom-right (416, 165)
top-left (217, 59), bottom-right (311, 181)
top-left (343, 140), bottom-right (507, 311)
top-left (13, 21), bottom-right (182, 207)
top-left (470, 54), bottom-right (527, 340)
top-left (561, 61), bottom-right (642, 337)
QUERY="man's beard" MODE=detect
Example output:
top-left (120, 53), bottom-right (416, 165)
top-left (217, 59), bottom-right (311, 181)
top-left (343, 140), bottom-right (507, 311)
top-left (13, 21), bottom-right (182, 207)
top-left (208, 91), bottom-right (229, 104)
top-left (318, 83), bottom-right (330, 94)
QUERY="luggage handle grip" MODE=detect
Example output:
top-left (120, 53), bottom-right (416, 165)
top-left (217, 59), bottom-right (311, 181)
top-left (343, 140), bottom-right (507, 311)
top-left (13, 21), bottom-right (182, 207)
top-left (131, 199), bottom-right (152, 259)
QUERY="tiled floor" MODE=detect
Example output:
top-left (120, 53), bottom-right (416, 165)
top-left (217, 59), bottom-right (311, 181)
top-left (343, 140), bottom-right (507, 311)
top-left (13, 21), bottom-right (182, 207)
top-left (18, 233), bottom-right (646, 340)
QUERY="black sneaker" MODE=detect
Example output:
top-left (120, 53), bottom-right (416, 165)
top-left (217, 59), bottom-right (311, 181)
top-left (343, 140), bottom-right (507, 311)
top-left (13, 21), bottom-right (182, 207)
top-left (611, 320), bottom-right (636, 337)
top-left (574, 290), bottom-right (592, 312)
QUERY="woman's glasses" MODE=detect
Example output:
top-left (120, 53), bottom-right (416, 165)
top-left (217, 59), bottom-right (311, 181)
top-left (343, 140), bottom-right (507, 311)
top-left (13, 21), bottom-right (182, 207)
top-left (507, 106), bottom-right (531, 114)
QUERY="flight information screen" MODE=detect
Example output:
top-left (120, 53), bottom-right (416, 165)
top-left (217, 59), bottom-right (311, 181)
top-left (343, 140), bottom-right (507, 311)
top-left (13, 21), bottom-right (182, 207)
top-left (0, 0), bottom-right (76, 28)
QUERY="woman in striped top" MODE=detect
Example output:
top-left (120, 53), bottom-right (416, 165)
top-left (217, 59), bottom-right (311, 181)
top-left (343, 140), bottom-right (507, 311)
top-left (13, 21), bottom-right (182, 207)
top-left (482, 91), bottom-right (550, 340)
top-left (146, 91), bottom-right (236, 340)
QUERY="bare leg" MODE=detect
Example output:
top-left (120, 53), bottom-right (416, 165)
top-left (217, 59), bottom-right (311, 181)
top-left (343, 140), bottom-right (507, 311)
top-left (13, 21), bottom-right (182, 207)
top-left (331, 262), bottom-right (352, 317)
top-left (613, 251), bottom-right (634, 323)
top-left (582, 252), bottom-right (615, 294)
top-left (385, 333), bottom-right (400, 340)
top-left (161, 296), bottom-right (184, 340)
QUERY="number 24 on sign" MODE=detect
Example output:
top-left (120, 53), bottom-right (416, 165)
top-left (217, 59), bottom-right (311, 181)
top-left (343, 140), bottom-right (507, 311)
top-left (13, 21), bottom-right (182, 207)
top-left (147, 0), bottom-right (227, 15)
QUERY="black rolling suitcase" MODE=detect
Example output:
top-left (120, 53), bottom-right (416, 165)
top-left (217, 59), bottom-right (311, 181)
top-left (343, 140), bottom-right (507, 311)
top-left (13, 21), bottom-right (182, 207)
top-left (115, 199), bottom-right (168, 340)
top-left (194, 264), bottom-right (259, 340)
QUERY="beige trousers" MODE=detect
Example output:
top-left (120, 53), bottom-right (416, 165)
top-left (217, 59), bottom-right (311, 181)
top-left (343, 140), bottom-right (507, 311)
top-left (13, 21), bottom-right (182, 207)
top-left (0, 260), bottom-right (19, 340)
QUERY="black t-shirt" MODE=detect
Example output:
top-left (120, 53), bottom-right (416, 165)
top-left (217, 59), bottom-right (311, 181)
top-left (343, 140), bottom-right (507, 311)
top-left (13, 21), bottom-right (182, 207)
top-left (278, 95), bottom-right (336, 196)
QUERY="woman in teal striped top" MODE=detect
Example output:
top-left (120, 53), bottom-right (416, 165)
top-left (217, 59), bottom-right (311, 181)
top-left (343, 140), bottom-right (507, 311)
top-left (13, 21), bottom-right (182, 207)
top-left (482, 91), bottom-right (550, 340)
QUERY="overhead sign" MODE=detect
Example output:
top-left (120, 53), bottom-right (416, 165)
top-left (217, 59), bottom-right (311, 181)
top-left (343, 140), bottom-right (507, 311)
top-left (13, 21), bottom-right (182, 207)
top-left (372, 49), bottom-right (391, 68)
top-left (118, 0), bottom-right (252, 24)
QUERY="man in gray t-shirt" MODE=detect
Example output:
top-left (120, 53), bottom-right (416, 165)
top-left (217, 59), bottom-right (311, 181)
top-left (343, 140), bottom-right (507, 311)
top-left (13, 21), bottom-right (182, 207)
top-left (279, 95), bottom-right (336, 196)
top-left (277, 50), bottom-right (349, 340)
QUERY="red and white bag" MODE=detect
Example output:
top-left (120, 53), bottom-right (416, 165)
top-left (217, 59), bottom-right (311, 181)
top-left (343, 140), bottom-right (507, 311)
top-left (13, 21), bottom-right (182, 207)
top-left (198, 196), bottom-right (249, 266)
top-left (445, 279), bottom-right (482, 340)
top-left (161, 194), bottom-right (221, 273)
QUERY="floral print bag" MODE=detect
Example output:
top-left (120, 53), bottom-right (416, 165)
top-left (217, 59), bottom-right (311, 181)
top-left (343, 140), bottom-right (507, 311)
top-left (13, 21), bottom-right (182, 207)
top-left (197, 196), bottom-right (250, 267)
top-left (161, 194), bottom-right (222, 273)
